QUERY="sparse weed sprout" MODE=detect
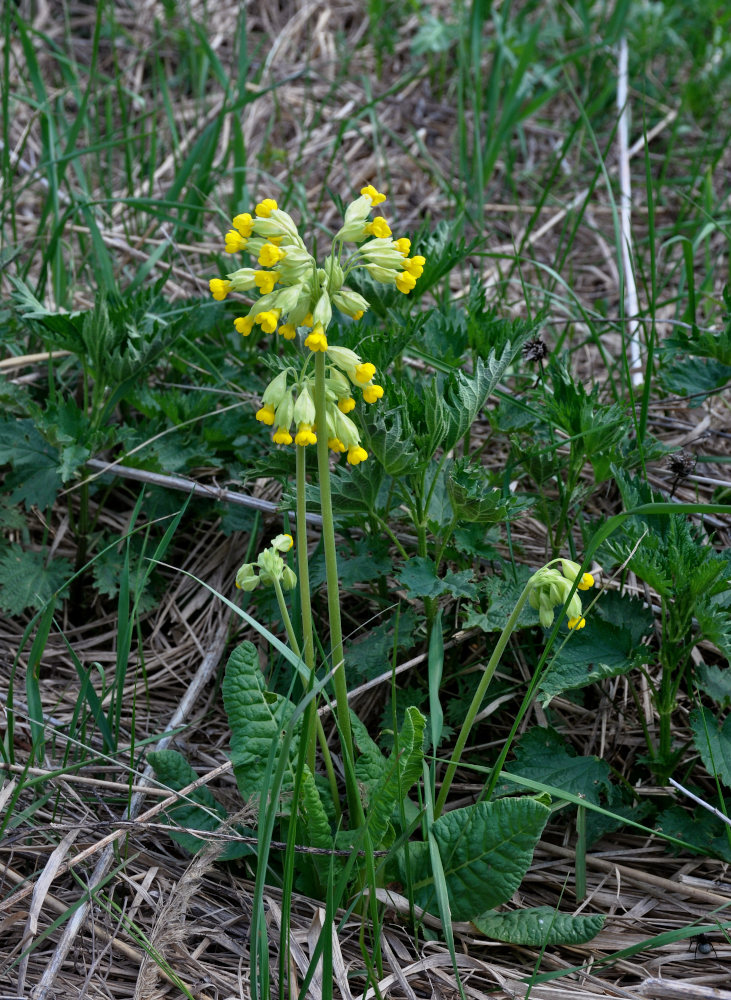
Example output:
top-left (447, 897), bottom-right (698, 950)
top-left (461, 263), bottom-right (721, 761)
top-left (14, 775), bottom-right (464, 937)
top-left (209, 186), bottom-right (425, 465)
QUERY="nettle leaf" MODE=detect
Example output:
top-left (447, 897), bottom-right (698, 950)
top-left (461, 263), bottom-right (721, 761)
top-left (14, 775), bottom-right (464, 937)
top-left (658, 804), bottom-right (731, 864)
top-left (147, 749), bottom-right (252, 859)
top-left (398, 557), bottom-right (475, 601)
top-left (0, 546), bottom-right (72, 615)
top-left (463, 564), bottom-right (536, 633)
top-left (222, 641), bottom-right (301, 804)
top-left (364, 407), bottom-right (420, 477)
top-left (539, 617), bottom-right (649, 705)
top-left (328, 461), bottom-right (387, 516)
top-left (503, 727), bottom-right (612, 804)
top-left (695, 600), bottom-right (731, 661)
top-left (690, 707), bottom-right (731, 788)
top-left (696, 663), bottom-right (731, 709)
top-left (409, 797), bottom-right (550, 920)
top-left (0, 419), bottom-right (62, 510)
top-left (473, 906), bottom-right (604, 946)
top-left (441, 347), bottom-right (521, 454)
top-left (448, 459), bottom-right (535, 525)
top-left (345, 608), bottom-right (419, 684)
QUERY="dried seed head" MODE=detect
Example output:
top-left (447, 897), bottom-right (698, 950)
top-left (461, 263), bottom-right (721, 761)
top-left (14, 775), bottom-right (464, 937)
top-left (667, 450), bottom-right (696, 479)
top-left (522, 337), bottom-right (549, 363)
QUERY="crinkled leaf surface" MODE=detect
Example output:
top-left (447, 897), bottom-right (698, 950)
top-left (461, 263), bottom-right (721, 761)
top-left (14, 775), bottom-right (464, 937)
top-left (499, 727), bottom-right (611, 804)
top-left (0, 546), bottom-right (71, 615)
top-left (365, 706), bottom-right (425, 850)
top-left (222, 641), bottom-right (301, 803)
top-left (690, 707), bottom-right (731, 788)
top-left (696, 663), bottom-right (731, 709)
top-left (0, 419), bottom-right (62, 510)
top-left (410, 797), bottom-right (550, 920)
top-left (463, 564), bottom-right (536, 633)
top-left (440, 347), bottom-right (520, 454)
top-left (473, 906), bottom-right (604, 945)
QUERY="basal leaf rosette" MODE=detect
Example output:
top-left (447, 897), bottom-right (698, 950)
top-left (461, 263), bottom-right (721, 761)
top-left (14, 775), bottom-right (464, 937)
top-left (210, 186), bottom-right (424, 466)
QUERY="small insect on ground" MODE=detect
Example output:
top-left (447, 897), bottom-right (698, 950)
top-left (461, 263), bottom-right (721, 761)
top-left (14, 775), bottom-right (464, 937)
top-left (689, 933), bottom-right (718, 958)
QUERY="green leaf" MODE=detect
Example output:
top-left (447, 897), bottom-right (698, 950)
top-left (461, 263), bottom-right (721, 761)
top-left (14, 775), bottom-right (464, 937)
top-left (222, 641), bottom-right (301, 804)
top-left (501, 727), bottom-right (612, 804)
top-left (658, 804), bottom-right (731, 863)
top-left (441, 347), bottom-right (522, 454)
top-left (364, 406), bottom-right (421, 477)
top-left (463, 564), bottom-right (536, 632)
top-left (473, 906), bottom-right (604, 946)
top-left (0, 419), bottom-right (62, 510)
top-left (696, 663), bottom-right (731, 709)
top-left (364, 705), bottom-right (426, 850)
top-left (398, 557), bottom-right (445, 599)
top-left (0, 546), bottom-right (71, 615)
top-left (447, 459), bottom-right (534, 525)
top-left (409, 797), bottom-right (550, 920)
top-left (690, 707), bottom-right (731, 788)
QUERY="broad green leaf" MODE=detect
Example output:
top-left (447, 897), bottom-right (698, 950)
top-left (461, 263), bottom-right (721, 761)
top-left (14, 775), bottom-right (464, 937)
top-left (398, 557), bottom-right (445, 599)
top-left (410, 797), bottom-right (550, 920)
top-left (658, 804), bottom-right (731, 864)
top-left (463, 564), bottom-right (536, 632)
top-left (473, 906), bottom-right (604, 946)
top-left (0, 546), bottom-right (71, 615)
top-left (352, 711), bottom-right (389, 787)
top-left (690, 707), bottom-right (731, 788)
top-left (539, 618), bottom-right (648, 704)
top-left (0, 419), bottom-right (62, 510)
top-left (447, 460), bottom-right (534, 525)
top-left (364, 408), bottom-right (420, 477)
top-left (501, 727), bottom-right (611, 804)
top-left (441, 347), bottom-right (521, 454)
top-left (365, 705), bottom-right (426, 850)
top-left (696, 663), bottom-right (731, 708)
top-left (147, 749), bottom-right (253, 860)
top-left (222, 641), bottom-right (301, 803)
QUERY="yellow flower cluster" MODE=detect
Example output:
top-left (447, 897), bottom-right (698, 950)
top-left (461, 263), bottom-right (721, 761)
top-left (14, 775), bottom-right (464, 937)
top-left (528, 559), bottom-right (596, 631)
top-left (207, 185), bottom-right (423, 465)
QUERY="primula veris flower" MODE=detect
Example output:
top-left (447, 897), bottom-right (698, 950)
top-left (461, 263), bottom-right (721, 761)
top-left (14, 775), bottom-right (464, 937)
top-left (361, 184), bottom-right (386, 206)
top-left (559, 559), bottom-right (595, 591)
top-left (347, 445), bottom-right (368, 465)
top-left (305, 326), bottom-right (328, 352)
top-left (210, 278), bottom-right (231, 300)
top-left (255, 198), bottom-right (278, 217)
top-left (256, 403), bottom-right (276, 425)
top-left (568, 616), bottom-right (586, 630)
top-left (394, 237), bottom-right (410, 256)
top-left (295, 422), bottom-right (317, 446)
top-left (355, 362), bottom-right (376, 384)
top-left (234, 316), bottom-right (255, 336)
top-left (273, 427), bottom-right (293, 445)
top-left (272, 532), bottom-right (294, 552)
top-left (233, 213), bottom-right (254, 237)
top-left (338, 396), bottom-right (356, 413)
top-left (279, 322), bottom-right (297, 340)
top-left (255, 271), bottom-right (279, 294)
top-left (256, 310), bottom-right (280, 333)
top-left (395, 271), bottom-right (416, 294)
top-left (362, 384), bottom-right (384, 404)
top-left (225, 230), bottom-right (248, 253)
top-left (235, 563), bottom-right (259, 591)
top-left (328, 437), bottom-right (346, 453)
top-left (259, 242), bottom-right (286, 267)
top-left (364, 216), bottom-right (392, 238)
top-left (404, 255), bottom-right (425, 277)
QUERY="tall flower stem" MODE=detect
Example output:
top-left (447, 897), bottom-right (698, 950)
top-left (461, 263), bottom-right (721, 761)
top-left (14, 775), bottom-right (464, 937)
top-left (434, 581), bottom-right (534, 818)
top-left (296, 445), bottom-right (317, 773)
top-left (314, 351), bottom-right (364, 827)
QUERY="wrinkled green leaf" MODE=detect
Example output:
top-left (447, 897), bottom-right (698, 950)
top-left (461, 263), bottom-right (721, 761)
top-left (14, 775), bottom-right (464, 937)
top-left (502, 727), bottom-right (612, 804)
top-left (690, 707), bottom-right (731, 788)
top-left (0, 419), bottom-right (62, 510)
top-left (473, 906), bottom-right (604, 945)
top-left (696, 663), bottom-right (731, 709)
top-left (0, 546), bottom-right (71, 615)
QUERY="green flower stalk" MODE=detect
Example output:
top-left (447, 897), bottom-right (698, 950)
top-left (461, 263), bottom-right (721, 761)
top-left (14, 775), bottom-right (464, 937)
top-left (216, 185), bottom-right (426, 826)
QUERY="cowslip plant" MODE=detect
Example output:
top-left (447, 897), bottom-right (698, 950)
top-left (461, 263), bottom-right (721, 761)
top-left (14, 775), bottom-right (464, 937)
top-left (210, 185), bottom-right (425, 823)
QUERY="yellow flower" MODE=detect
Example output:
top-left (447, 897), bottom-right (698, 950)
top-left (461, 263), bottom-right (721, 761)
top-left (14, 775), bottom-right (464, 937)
top-left (255, 271), bottom-right (279, 294)
top-left (360, 184), bottom-right (386, 206)
top-left (225, 230), bottom-right (248, 253)
top-left (338, 396), bottom-right (356, 413)
top-left (579, 573), bottom-right (595, 590)
top-left (394, 237), bottom-right (411, 256)
top-left (258, 242), bottom-right (286, 267)
top-left (404, 255), bottom-right (425, 278)
top-left (364, 216), bottom-right (392, 238)
top-left (328, 437), bottom-right (346, 453)
top-left (234, 316), bottom-right (255, 336)
top-left (255, 310), bottom-right (280, 334)
top-left (568, 616), bottom-right (586, 630)
top-left (273, 427), bottom-right (293, 445)
top-left (362, 384), bottom-right (384, 404)
top-left (233, 213), bottom-right (254, 237)
top-left (353, 310), bottom-right (364, 320)
top-left (395, 271), bottom-right (416, 294)
top-left (279, 322), bottom-right (297, 340)
top-left (209, 278), bottom-right (231, 300)
top-left (354, 362), bottom-right (376, 384)
top-left (295, 423), bottom-right (317, 446)
top-left (255, 198), bottom-right (278, 217)
top-left (256, 403), bottom-right (276, 425)
top-left (347, 445), bottom-right (368, 465)
top-left (305, 326), bottom-right (328, 352)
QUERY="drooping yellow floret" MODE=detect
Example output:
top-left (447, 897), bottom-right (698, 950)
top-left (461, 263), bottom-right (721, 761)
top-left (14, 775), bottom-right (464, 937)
top-left (209, 278), bottom-right (231, 300)
top-left (364, 216), bottom-right (392, 238)
top-left (304, 326), bottom-right (328, 352)
top-left (404, 255), bottom-right (425, 278)
top-left (225, 230), bottom-right (248, 254)
top-left (232, 213), bottom-right (254, 237)
top-left (338, 397), bottom-right (356, 413)
top-left (328, 437), bottom-right (346, 453)
top-left (395, 271), bottom-right (416, 294)
top-left (234, 316), bottom-right (255, 336)
top-left (354, 362), bottom-right (376, 384)
top-left (568, 616), bottom-right (586, 630)
top-left (255, 310), bottom-right (280, 334)
top-left (256, 403), bottom-right (276, 425)
top-left (254, 271), bottom-right (279, 294)
top-left (258, 242), bottom-right (286, 267)
top-left (273, 427), bottom-right (293, 445)
top-left (394, 237), bottom-right (411, 256)
top-left (295, 423), bottom-right (317, 446)
top-left (347, 445), bottom-right (368, 465)
top-left (255, 198), bottom-right (278, 217)
top-left (362, 384), bottom-right (384, 404)
top-left (360, 184), bottom-right (386, 206)
top-left (279, 323), bottom-right (297, 340)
